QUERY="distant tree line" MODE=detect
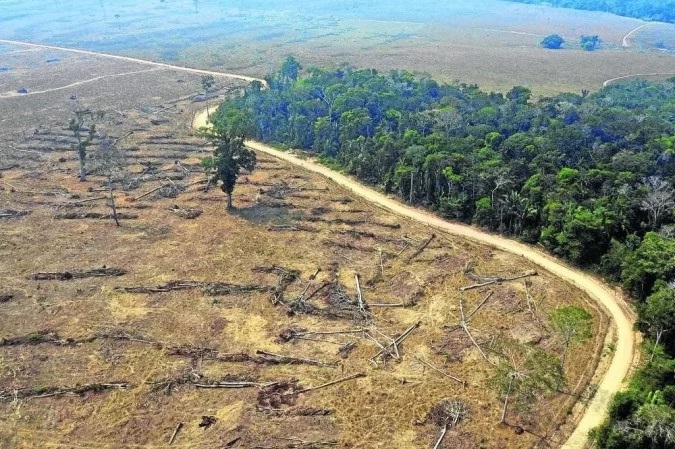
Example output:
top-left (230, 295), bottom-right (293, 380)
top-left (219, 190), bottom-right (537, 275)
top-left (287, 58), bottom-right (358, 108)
top-left (509, 0), bottom-right (675, 23)
top-left (212, 58), bottom-right (675, 447)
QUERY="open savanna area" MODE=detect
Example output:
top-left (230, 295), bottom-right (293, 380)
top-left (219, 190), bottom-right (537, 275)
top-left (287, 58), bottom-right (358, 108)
top-left (1, 0), bottom-right (674, 97)
top-left (0, 54), bottom-right (613, 448)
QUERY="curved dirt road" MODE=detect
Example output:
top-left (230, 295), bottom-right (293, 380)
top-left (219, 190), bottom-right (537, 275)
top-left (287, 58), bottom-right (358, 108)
top-left (0, 39), bottom-right (263, 85)
top-left (622, 23), bottom-right (658, 47)
top-left (1, 36), bottom-right (635, 448)
top-left (603, 72), bottom-right (675, 87)
top-left (194, 110), bottom-right (635, 449)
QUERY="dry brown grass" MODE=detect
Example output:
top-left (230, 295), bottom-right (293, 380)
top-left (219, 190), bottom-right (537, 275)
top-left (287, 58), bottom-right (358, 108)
top-left (0, 53), bottom-right (611, 449)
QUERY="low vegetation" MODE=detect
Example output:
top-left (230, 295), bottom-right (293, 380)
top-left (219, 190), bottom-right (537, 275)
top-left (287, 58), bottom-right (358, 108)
top-left (212, 58), bottom-right (675, 447)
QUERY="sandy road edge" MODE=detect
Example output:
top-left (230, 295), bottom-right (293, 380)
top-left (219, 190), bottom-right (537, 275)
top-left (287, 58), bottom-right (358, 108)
top-left (193, 110), bottom-right (636, 449)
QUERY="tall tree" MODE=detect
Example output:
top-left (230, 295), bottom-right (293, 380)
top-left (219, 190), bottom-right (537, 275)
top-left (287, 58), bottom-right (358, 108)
top-left (201, 129), bottom-right (256, 210)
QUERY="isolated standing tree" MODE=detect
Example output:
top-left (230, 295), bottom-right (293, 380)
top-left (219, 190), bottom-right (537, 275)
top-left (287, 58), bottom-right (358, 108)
top-left (69, 105), bottom-right (102, 181)
top-left (93, 133), bottom-right (129, 226)
top-left (580, 35), bottom-right (601, 51)
top-left (201, 128), bottom-right (256, 210)
top-left (550, 306), bottom-right (592, 370)
top-left (201, 75), bottom-right (215, 116)
top-left (541, 34), bottom-right (565, 49)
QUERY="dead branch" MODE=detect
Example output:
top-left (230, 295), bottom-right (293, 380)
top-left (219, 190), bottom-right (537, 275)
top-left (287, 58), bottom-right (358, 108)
top-left (0, 209), bottom-right (31, 219)
top-left (0, 382), bottom-right (130, 401)
top-left (31, 267), bottom-right (126, 280)
top-left (395, 243), bottom-right (410, 258)
top-left (293, 373), bottom-right (366, 395)
top-left (466, 290), bottom-right (494, 320)
top-left (370, 321), bottom-right (421, 362)
top-left (54, 211), bottom-right (138, 220)
top-left (255, 350), bottom-right (337, 367)
top-left (67, 196), bottom-right (107, 204)
top-left (118, 280), bottom-right (271, 295)
top-left (0, 331), bottom-right (84, 347)
top-left (194, 381), bottom-right (276, 389)
top-left (433, 423), bottom-right (448, 449)
top-left (412, 354), bottom-right (466, 386)
top-left (168, 422), bottom-right (183, 445)
top-left (355, 274), bottom-right (367, 316)
top-left (460, 270), bottom-right (537, 291)
top-left (408, 234), bottom-right (436, 261)
top-left (134, 183), bottom-right (173, 201)
top-left (460, 300), bottom-right (493, 365)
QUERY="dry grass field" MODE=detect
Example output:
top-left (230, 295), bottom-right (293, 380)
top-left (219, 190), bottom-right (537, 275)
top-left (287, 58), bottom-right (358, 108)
top-left (1, 0), bottom-right (674, 97)
top-left (0, 53), bottom-right (613, 448)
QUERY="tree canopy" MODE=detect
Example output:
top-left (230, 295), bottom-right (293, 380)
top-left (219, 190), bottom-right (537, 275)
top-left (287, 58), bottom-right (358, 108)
top-left (508, 0), bottom-right (675, 23)
top-left (541, 34), bottom-right (565, 49)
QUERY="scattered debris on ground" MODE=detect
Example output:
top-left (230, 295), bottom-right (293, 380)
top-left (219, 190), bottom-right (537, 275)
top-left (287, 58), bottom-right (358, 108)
top-left (169, 205), bottom-right (202, 219)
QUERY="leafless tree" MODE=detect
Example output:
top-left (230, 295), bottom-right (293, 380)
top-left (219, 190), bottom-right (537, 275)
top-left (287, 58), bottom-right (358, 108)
top-left (92, 133), bottom-right (130, 226)
top-left (641, 177), bottom-right (674, 228)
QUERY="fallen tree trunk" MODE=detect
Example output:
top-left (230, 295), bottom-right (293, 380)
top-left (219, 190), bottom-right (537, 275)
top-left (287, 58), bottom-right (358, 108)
top-left (255, 350), bottom-right (337, 367)
top-left (31, 267), bottom-right (126, 280)
top-left (408, 234), bottom-right (436, 261)
top-left (119, 280), bottom-right (271, 295)
top-left (0, 382), bottom-right (130, 401)
top-left (460, 270), bottom-right (537, 291)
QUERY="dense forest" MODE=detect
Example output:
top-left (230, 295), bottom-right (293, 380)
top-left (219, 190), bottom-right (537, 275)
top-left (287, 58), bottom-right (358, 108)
top-left (508, 0), bottom-right (675, 23)
top-left (212, 58), bottom-right (675, 447)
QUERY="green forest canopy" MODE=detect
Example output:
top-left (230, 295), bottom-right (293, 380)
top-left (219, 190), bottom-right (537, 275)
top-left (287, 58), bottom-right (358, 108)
top-left (212, 59), bottom-right (675, 447)
top-left (508, 0), bottom-right (675, 23)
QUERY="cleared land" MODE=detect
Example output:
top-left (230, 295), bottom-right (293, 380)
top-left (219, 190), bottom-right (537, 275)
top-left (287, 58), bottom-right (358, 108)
top-left (1, 0), bottom-right (674, 96)
top-left (0, 53), bottom-right (617, 448)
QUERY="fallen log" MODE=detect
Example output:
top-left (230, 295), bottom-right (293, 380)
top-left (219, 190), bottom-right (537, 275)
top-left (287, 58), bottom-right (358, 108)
top-left (54, 212), bottom-right (138, 220)
top-left (256, 350), bottom-right (337, 367)
top-left (0, 382), bottom-right (130, 401)
top-left (370, 321), bottom-right (421, 363)
top-left (0, 209), bottom-right (31, 219)
top-left (194, 381), bottom-right (275, 389)
top-left (0, 331), bottom-right (74, 347)
top-left (119, 280), bottom-right (271, 295)
top-left (408, 234), bottom-right (436, 261)
top-left (168, 422), bottom-right (183, 445)
top-left (460, 270), bottom-right (537, 291)
top-left (412, 354), bottom-right (466, 386)
top-left (31, 267), bottom-right (126, 281)
top-left (293, 373), bottom-right (366, 395)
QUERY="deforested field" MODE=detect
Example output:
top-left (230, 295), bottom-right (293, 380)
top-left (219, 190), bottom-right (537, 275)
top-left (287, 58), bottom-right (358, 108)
top-left (0, 52), bottom-right (613, 448)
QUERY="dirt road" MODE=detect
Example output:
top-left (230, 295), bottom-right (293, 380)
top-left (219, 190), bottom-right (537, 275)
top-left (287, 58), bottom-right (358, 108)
top-left (622, 23), bottom-right (655, 47)
top-left (603, 72), bottom-right (675, 87)
top-left (0, 39), bottom-right (263, 85)
top-left (0, 67), bottom-right (163, 99)
top-left (194, 110), bottom-right (636, 449)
